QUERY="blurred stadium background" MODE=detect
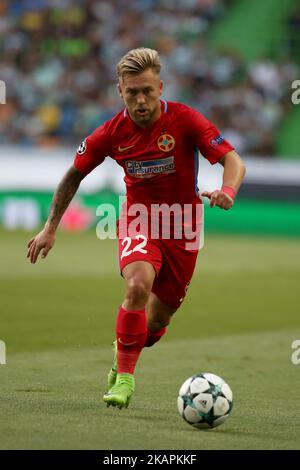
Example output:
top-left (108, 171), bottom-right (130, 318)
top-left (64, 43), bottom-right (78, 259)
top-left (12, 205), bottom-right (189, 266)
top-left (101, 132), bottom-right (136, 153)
top-left (0, 0), bottom-right (300, 233)
top-left (1, 0), bottom-right (300, 450)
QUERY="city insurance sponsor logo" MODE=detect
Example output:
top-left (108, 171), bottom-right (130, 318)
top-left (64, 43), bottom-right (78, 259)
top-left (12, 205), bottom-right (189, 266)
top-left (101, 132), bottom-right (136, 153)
top-left (0, 340), bottom-right (6, 365)
top-left (0, 80), bottom-right (6, 104)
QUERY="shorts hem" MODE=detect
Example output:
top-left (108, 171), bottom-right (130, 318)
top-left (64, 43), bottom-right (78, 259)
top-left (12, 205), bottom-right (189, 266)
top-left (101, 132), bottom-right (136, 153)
top-left (120, 258), bottom-right (160, 277)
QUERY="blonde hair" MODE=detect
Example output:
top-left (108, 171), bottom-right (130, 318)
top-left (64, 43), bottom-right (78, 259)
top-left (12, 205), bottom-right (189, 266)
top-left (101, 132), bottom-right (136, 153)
top-left (117, 48), bottom-right (162, 80)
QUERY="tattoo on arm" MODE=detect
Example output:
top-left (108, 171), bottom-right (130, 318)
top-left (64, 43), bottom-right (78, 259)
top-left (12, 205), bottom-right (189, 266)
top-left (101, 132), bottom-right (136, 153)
top-left (46, 166), bottom-right (84, 231)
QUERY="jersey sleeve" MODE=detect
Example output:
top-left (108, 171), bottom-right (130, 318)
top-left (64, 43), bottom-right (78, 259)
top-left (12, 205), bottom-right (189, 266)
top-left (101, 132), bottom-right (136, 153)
top-left (186, 108), bottom-right (234, 164)
top-left (73, 121), bottom-right (112, 175)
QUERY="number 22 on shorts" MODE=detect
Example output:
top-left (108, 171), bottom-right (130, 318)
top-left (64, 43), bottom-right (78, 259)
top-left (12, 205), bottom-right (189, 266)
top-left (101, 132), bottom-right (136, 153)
top-left (121, 235), bottom-right (148, 260)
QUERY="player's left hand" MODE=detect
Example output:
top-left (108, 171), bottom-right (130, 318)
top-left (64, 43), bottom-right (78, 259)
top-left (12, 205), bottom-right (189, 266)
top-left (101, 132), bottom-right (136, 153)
top-left (201, 190), bottom-right (233, 210)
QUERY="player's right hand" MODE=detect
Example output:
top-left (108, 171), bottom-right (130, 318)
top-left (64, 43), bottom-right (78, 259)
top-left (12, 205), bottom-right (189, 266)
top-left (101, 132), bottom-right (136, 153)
top-left (27, 229), bottom-right (56, 264)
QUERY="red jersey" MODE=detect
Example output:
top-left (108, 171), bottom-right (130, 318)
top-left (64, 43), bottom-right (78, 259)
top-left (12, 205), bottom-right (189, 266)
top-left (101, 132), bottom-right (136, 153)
top-left (74, 101), bottom-right (234, 207)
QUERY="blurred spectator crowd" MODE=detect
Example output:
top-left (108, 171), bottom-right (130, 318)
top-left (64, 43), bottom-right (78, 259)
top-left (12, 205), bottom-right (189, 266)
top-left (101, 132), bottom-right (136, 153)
top-left (0, 0), bottom-right (299, 155)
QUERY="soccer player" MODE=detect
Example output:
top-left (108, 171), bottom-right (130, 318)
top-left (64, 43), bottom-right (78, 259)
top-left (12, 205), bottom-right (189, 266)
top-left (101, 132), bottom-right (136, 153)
top-left (27, 48), bottom-right (246, 409)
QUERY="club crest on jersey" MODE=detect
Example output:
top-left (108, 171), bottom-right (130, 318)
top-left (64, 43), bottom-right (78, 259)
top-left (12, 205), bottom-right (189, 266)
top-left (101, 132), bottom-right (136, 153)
top-left (77, 139), bottom-right (87, 155)
top-left (157, 133), bottom-right (175, 152)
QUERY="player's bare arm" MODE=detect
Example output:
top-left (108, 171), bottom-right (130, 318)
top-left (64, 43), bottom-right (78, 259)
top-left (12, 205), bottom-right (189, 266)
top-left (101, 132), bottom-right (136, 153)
top-left (27, 165), bottom-right (85, 264)
top-left (202, 150), bottom-right (246, 210)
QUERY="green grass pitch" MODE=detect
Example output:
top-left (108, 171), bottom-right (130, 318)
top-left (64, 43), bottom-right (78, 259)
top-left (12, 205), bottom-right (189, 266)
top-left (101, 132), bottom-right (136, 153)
top-left (0, 229), bottom-right (300, 449)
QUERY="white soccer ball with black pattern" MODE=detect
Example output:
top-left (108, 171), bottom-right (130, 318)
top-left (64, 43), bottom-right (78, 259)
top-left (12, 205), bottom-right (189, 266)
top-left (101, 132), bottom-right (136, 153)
top-left (177, 372), bottom-right (233, 429)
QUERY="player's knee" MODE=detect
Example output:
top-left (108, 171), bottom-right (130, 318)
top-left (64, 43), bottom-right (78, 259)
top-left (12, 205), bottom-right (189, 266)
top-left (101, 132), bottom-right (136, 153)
top-left (125, 277), bottom-right (152, 306)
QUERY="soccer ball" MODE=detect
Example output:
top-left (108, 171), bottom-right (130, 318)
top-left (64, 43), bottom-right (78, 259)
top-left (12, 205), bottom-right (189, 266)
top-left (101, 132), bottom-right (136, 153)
top-left (177, 372), bottom-right (233, 429)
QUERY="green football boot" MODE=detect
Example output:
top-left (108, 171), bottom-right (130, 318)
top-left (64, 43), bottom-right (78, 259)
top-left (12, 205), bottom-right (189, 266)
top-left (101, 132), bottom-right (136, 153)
top-left (107, 340), bottom-right (118, 390)
top-left (103, 373), bottom-right (135, 409)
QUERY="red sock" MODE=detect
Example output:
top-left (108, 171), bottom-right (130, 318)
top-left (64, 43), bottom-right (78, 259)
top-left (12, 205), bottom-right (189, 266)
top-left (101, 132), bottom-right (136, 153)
top-left (144, 327), bottom-right (166, 347)
top-left (116, 305), bottom-right (147, 374)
